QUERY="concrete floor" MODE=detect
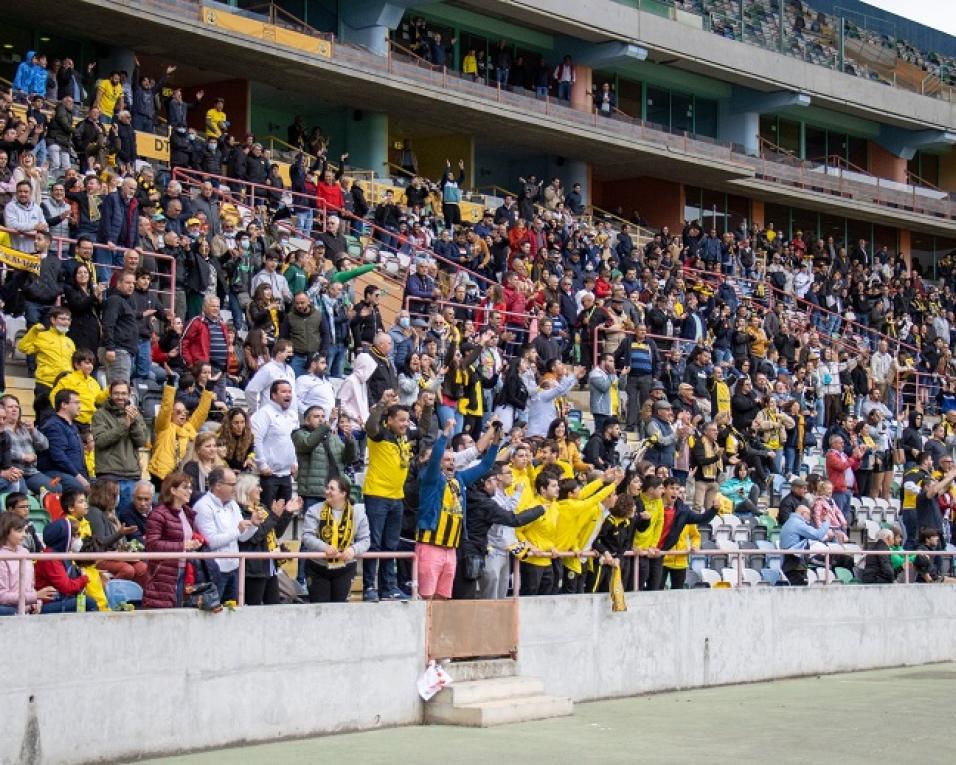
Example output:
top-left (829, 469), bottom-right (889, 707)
top-left (139, 663), bottom-right (955, 765)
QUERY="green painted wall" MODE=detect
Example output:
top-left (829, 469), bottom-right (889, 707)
top-left (417, 3), bottom-right (554, 50)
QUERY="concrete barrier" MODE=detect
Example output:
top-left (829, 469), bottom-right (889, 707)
top-left (6, 587), bottom-right (956, 763)
top-left (517, 586), bottom-right (956, 702)
top-left (3, 602), bottom-right (426, 765)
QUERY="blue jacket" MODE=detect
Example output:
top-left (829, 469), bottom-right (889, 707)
top-left (97, 190), bottom-right (141, 248)
top-left (417, 433), bottom-right (498, 533)
top-left (13, 51), bottom-right (46, 96)
top-left (38, 414), bottom-right (88, 479)
top-left (780, 514), bottom-right (830, 550)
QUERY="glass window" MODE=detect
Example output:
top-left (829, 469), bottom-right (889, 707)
top-left (873, 224), bottom-right (898, 254)
top-left (701, 189), bottom-right (725, 233)
top-left (820, 213), bottom-right (845, 249)
top-left (759, 115), bottom-right (777, 149)
top-left (618, 78), bottom-right (642, 119)
top-left (777, 118), bottom-right (801, 155)
top-left (910, 233), bottom-right (934, 278)
top-left (790, 207), bottom-right (818, 244)
top-left (694, 97), bottom-right (719, 139)
top-left (684, 186), bottom-right (703, 226)
top-left (764, 203), bottom-right (790, 238)
top-left (805, 125), bottom-right (827, 162)
top-left (671, 92), bottom-right (693, 134)
top-left (922, 154), bottom-right (940, 187)
top-left (726, 194), bottom-right (750, 234)
top-left (646, 86), bottom-right (670, 130)
top-left (845, 218), bottom-right (872, 251)
top-left (847, 136), bottom-right (868, 171)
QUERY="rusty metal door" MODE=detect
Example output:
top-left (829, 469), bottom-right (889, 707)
top-left (426, 599), bottom-right (519, 661)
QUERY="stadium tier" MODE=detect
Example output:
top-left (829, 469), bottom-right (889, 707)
top-left (0, 0), bottom-right (954, 613)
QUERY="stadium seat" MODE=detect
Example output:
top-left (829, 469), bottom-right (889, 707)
top-left (805, 568), bottom-right (819, 585)
top-left (740, 568), bottom-right (763, 586)
top-left (834, 567), bottom-right (856, 584)
top-left (761, 568), bottom-right (787, 586)
top-left (684, 569), bottom-right (703, 588)
top-left (720, 567), bottom-right (740, 586)
top-left (699, 568), bottom-right (722, 587)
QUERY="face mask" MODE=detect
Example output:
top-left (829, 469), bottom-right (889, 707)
top-left (175, 127), bottom-right (186, 134)
top-left (207, 142), bottom-right (216, 151)
top-left (187, 230), bottom-right (200, 240)
top-left (399, 317), bottom-right (410, 329)
top-left (55, 325), bottom-right (69, 334)
top-left (71, 537), bottom-right (83, 553)
top-left (188, 133), bottom-right (197, 141)
top-left (239, 240), bottom-right (250, 250)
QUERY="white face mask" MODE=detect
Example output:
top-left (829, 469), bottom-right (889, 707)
top-left (71, 537), bottom-right (83, 553)
top-left (55, 325), bottom-right (70, 334)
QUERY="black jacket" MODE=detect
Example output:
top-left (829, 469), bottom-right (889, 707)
top-left (777, 491), bottom-right (805, 526)
top-left (861, 539), bottom-right (895, 584)
top-left (459, 490), bottom-right (545, 557)
top-left (584, 434), bottom-right (620, 470)
top-left (367, 348), bottom-right (398, 404)
top-left (239, 504), bottom-right (294, 578)
top-left (101, 292), bottom-right (139, 355)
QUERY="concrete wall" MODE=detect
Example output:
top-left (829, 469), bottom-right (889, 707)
top-left (3, 603), bottom-right (426, 765)
top-left (517, 586), bottom-right (956, 702)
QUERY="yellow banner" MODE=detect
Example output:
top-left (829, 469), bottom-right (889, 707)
top-left (136, 132), bottom-right (171, 162)
top-left (0, 244), bottom-right (41, 276)
top-left (201, 6), bottom-right (332, 58)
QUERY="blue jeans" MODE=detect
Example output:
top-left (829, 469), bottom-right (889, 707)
top-left (25, 471), bottom-right (60, 493)
top-left (93, 247), bottom-right (112, 284)
top-left (134, 338), bottom-right (153, 380)
top-left (115, 478), bottom-right (137, 517)
top-left (46, 470), bottom-right (88, 492)
top-left (216, 568), bottom-right (238, 603)
top-left (437, 405), bottom-right (464, 436)
top-left (783, 447), bottom-right (800, 477)
top-left (226, 291), bottom-right (246, 331)
top-left (291, 353), bottom-right (309, 379)
top-left (326, 342), bottom-right (347, 378)
top-left (557, 81), bottom-right (571, 101)
top-left (0, 476), bottom-right (27, 494)
top-left (362, 495), bottom-right (403, 594)
top-left (132, 114), bottom-right (154, 132)
top-left (713, 347), bottom-right (732, 365)
top-left (496, 68), bottom-right (509, 85)
top-left (833, 490), bottom-right (853, 526)
top-left (0, 597), bottom-right (98, 615)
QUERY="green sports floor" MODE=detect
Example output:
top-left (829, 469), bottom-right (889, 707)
top-left (139, 663), bottom-right (954, 765)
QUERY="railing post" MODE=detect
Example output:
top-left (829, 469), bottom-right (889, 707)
top-left (512, 553), bottom-right (522, 599)
top-left (410, 551), bottom-right (419, 599)
top-left (824, 552), bottom-right (830, 585)
top-left (18, 558), bottom-right (27, 614)
top-left (736, 551), bottom-right (743, 587)
top-left (237, 556), bottom-right (246, 606)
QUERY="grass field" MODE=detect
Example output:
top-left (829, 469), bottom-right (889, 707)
top-left (139, 663), bottom-right (955, 765)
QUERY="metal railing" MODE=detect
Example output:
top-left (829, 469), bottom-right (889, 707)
top-left (6, 545), bottom-right (950, 615)
top-left (1, 549), bottom-right (416, 614)
top-left (0, 226), bottom-right (177, 315)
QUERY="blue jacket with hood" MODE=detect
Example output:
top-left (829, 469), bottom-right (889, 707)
top-left (13, 51), bottom-right (46, 96)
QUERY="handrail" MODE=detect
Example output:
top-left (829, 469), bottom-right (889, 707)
top-left (172, 167), bottom-right (496, 288)
top-left (386, 161), bottom-right (417, 180)
top-left (476, 184), bottom-right (519, 199)
top-left (0, 226), bottom-right (177, 314)
top-left (260, 134), bottom-right (377, 180)
top-left (387, 37), bottom-right (442, 72)
top-left (757, 135), bottom-right (801, 163)
top-left (906, 169), bottom-right (941, 192)
top-left (585, 205), bottom-right (657, 241)
top-left (242, 1), bottom-right (334, 42)
top-left (5, 540), bottom-right (945, 611)
top-left (1, 549), bottom-right (416, 613)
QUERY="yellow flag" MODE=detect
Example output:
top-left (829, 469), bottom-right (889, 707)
top-left (0, 243), bottom-right (41, 275)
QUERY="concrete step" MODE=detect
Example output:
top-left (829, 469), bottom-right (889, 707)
top-left (434, 676), bottom-right (544, 707)
top-left (426, 692), bottom-right (573, 727)
top-left (445, 658), bottom-right (517, 682)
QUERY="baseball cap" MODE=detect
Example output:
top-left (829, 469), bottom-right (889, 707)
top-left (185, 217), bottom-right (201, 227)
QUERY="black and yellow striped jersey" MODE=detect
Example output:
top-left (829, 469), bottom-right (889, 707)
top-left (417, 479), bottom-right (464, 548)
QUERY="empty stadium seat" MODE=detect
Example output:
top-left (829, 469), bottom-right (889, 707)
top-left (699, 568), bottom-right (722, 587)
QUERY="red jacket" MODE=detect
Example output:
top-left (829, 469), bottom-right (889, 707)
top-left (503, 284), bottom-right (528, 326)
top-left (142, 503), bottom-right (197, 609)
top-left (825, 449), bottom-right (860, 493)
top-left (34, 554), bottom-right (89, 596)
top-left (181, 315), bottom-right (229, 368)
top-left (316, 180), bottom-right (343, 212)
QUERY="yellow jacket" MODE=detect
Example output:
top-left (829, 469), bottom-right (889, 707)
top-left (17, 325), bottom-right (75, 388)
top-left (49, 370), bottom-right (107, 425)
top-left (508, 465), bottom-right (537, 510)
top-left (663, 524), bottom-right (700, 569)
top-left (633, 494), bottom-right (664, 549)
top-left (557, 439), bottom-right (589, 473)
top-left (556, 479), bottom-right (618, 574)
top-left (516, 495), bottom-right (560, 567)
top-left (147, 385), bottom-right (214, 480)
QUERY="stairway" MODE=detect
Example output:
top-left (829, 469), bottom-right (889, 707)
top-left (426, 659), bottom-right (572, 727)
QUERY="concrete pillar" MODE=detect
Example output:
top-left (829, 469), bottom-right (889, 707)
top-left (719, 101), bottom-right (760, 156)
top-left (570, 65), bottom-right (593, 113)
top-left (868, 141), bottom-right (907, 183)
top-left (899, 229), bottom-right (912, 271)
top-left (751, 199), bottom-right (765, 228)
top-left (939, 150), bottom-right (956, 193)
top-left (345, 111), bottom-right (389, 178)
top-left (340, 1), bottom-right (423, 57)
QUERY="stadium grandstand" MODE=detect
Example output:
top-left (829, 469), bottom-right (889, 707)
top-left (2, 0), bottom-right (956, 761)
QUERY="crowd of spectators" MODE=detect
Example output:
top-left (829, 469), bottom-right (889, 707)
top-left (1, 43), bottom-right (956, 616)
